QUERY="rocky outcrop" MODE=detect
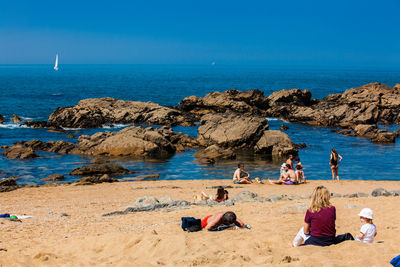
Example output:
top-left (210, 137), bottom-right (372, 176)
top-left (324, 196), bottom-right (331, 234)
top-left (73, 174), bottom-right (119, 185)
top-left (12, 114), bottom-right (21, 123)
top-left (17, 140), bottom-right (75, 154)
top-left (266, 83), bottom-right (400, 143)
top-left (69, 163), bottom-right (131, 177)
top-left (72, 126), bottom-right (199, 158)
top-left (0, 178), bottom-right (20, 192)
top-left (197, 113), bottom-right (268, 148)
top-left (42, 174), bottom-right (65, 181)
top-left (22, 121), bottom-right (63, 130)
top-left (254, 130), bottom-right (297, 157)
top-left (48, 97), bottom-right (195, 128)
top-left (2, 144), bottom-right (39, 159)
top-left (194, 113), bottom-right (297, 162)
top-left (178, 89), bottom-right (269, 116)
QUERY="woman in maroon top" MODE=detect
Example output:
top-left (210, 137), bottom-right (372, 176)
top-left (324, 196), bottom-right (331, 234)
top-left (292, 186), bottom-right (337, 246)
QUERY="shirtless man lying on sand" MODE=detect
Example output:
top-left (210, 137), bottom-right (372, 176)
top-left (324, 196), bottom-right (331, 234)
top-left (269, 164), bottom-right (297, 185)
top-left (201, 211), bottom-right (246, 230)
top-left (233, 163), bottom-right (252, 184)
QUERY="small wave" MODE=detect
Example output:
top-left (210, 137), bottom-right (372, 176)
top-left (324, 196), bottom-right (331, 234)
top-left (102, 123), bottom-right (131, 129)
top-left (20, 116), bottom-right (33, 120)
top-left (0, 123), bottom-right (28, 129)
top-left (265, 117), bottom-right (280, 121)
top-left (51, 93), bottom-right (63, 96)
top-left (62, 127), bottom-right (82, 131)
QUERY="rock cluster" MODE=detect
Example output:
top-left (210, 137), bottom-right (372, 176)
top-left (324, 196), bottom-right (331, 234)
top-left (194, 113), bottom-right (298, 162)
top-left (102, 187), bottom-right (400, 216)
top-left (73, 126), bottom-right (199, 158)
top-left (178, 89), bottom-right (269, 116)
top-left (48, 97), bottom-right (196, 128)
top-left (2, 144), bottom-right (39, 159)
top-left (266, 83), bottom-right (400, 143)
top-left (0, 178), bottom-right (20, 192)
top-left (73, 174), bottom-right (119, 185)
top-left (69, 163), bottom-right (132, 177)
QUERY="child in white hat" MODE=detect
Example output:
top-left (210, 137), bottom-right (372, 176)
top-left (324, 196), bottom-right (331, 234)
top-left (355, 208), bottom-right (377, 243)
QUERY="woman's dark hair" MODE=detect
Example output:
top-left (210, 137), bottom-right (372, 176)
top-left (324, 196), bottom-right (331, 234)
top-left (238, 163), bottom-right (244, 168)
top-left (331, 149), bottom-right (338, 159)
top-left (221, 211), bottom-right (236, 225)
top-left (216, 186), bottom-right (225, 199)
top-left (296, 165), bottom-right (303, 170)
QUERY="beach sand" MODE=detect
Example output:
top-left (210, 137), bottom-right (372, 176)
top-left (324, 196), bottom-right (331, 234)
top-left (0, 180), bottom-right (399, 266)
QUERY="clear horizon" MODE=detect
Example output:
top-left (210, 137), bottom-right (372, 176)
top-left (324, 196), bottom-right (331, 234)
top-left (0, 0), bottom-right (399, 67)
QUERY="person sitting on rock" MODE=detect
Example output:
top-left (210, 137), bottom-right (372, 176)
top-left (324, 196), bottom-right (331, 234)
top-left (201, 211), bottom-right (247, 230)
top-left (233, 163), bottom-right (252, 184)
top-left (200, 186), bottom-right (229, 202)
top-left (269, 164), bottom-right (297, 185)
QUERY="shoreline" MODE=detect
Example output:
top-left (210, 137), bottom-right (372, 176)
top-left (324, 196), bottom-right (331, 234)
top-left (1, 179), bottom-right (399, 266)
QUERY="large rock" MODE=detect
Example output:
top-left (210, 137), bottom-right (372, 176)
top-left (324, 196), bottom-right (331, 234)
top-left (0, 178), bottom-right (20, 192)
top-left (197, 113), bottom-right (268, 148)
top-left (254, 130), bottom-right (297, 157)
top-left (23, 140), bottom-right (75, 154)
top-left (267, 89), bottom-right (312, 107)
top-left (22, 121), bottom-right (63, 130)
top-left (74, 174), bottom-right (119, 185)
top-left (178, 89), bottom-right (269, 116)
top-left (2, 144), bottom-right (39, 159)
top-left (48, 97), bottom-right (195, 128)
top-left (194, 144), bottom-right (236, 163)
top-left (73, 126), bottom-right (199, 158)
top-left (69, 163), bottom-right (131, 177)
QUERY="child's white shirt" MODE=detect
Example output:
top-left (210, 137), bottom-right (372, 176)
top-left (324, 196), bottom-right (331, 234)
top-left (357, 223), bottom-right (376, 243)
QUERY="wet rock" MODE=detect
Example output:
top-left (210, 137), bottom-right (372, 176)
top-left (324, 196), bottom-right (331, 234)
top-left (12, 114), bottom-right (21, 123)
top-left (42, 174), bottom-right (65, 181)
top-left (22, 139), bottom-right (75, 154)
top-left (371, 188), bottom-right (391, 197)
top-left (254, 130), bottom-right (298, 158)
top-left (178, 89), bottom-right (269, 116)
top-left (353, 124), bottom-right (378, 137)
top-left (74, 174), bottom-right (118, 185)
top-left (22, 121), bottom-right (63, 130)
top-left (2, 144), bottom-right (39, 159)
top-left (194, 145), bottom-right (236, 163)
top-left (73, 126), bottom-right (199, 158)
top-left (48, 97), bottom-right (195, 128)
top-left (0, 115), bottom-right (3, 124)
top-left (70, 163), bottom-right (131, 177)
top-left (0, 178), bottom-right (20, 192)
top-left (280, 125), bottom-right (289, 131)
top-left (197, 113), bottom-right (267, 148)
top-left (370, 132), bottom-right (396, 143)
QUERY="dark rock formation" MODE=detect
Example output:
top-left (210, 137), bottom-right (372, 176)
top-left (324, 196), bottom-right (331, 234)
top-left (22, 121), bottom-right (63, 130)
top-left (0, 178), bottom-right (20, 192)
top-left (42, 174), bottom-right (65, 181)
top-left (22, 140), bottom-right (75, 154)
top-left (12, 114), bottom-right (21, 123)
top-left (69, 163), bottom-right (131, 177)
top-left (0, 115), bottom-right (3, 124)
top-left (254, 130), bottom-right (297, 157)
top-left (2, 144), bottom-right (39, 159)
top-left (73, 174), bottom-right (119, 185)
top-left (48, 97), bottom-right (195, 128)
top-left (280, 125), bottom-right (289, 131)
top-left (178, 89), bottom-right (269, 116)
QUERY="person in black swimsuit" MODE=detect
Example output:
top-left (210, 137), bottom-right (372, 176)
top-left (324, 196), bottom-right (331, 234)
top-left (330, 149), bottom-right (343, 181)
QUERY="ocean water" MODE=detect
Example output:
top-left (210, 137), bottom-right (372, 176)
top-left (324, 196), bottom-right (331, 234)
top-left (0, 64), bottom-right (400, 184)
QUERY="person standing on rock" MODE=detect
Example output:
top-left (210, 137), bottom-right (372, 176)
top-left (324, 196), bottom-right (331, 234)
top-left (233, 163), bottom-right (252, 184)
top-left (330, 149), bottom-right (342, 181)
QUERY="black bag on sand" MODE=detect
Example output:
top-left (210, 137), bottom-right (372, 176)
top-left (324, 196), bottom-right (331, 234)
top-left (181, 217), bottom-right (202, 232)
top-left (335, 233), bottom-right (354, 244)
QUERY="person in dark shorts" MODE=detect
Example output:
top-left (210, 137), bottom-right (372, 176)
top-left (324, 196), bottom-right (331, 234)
top-left (330, 149), bottom-right (343, 181)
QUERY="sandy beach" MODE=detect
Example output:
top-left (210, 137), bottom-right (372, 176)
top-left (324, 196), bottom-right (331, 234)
top-left (0, 180), bottom-right (399, 266)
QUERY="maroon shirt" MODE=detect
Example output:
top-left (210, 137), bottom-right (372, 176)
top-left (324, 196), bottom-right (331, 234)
top-left (304, 206), bottom-right (336, 237)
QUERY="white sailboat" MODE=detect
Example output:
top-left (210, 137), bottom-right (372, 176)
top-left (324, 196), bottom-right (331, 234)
top-left (54, 54), bottom-right (59, 71)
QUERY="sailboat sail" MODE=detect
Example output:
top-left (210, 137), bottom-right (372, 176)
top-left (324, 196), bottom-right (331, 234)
top-left (54, 54), bottom-right (59, 71)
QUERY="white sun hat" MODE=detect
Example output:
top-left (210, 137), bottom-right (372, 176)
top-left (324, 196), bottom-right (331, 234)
top-left (358, 208), bottom-right (373, 219)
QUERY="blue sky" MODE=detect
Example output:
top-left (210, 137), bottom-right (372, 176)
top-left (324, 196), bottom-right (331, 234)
top-left (0, 0), bottom-right (399, 66)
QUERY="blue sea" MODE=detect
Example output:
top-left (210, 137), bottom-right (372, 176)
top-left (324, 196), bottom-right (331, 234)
top-left (1, 64), bottom-right (400, 184)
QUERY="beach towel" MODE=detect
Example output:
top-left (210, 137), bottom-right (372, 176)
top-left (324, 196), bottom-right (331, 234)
top-left (391, 254), bottom-right (400, 267)
top-left (208, 224), bottom-right (238, 231)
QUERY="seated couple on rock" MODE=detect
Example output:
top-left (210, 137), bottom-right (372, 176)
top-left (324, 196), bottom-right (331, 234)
top-left (269, 164), bottom-right (305, 185)
top-left (233, 163), bottom-right (252, 184)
